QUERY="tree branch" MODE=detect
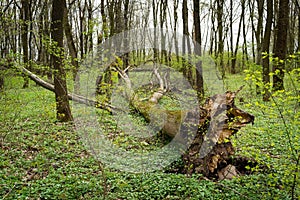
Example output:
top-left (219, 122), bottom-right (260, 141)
top-left (20, 66), bottom-right (117, 113)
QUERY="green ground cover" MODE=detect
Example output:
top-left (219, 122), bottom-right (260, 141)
top-left (0, 71), bottom-right (298, 199)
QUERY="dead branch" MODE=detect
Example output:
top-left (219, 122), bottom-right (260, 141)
top-left (20, 66), bottom-right (117, 112)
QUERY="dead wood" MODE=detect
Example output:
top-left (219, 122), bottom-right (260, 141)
top-left (21, 66), bottom-right (117, 112)
top-left (181, 88), bottom-right (255, 178)
top-left (115, 68), bottom-right (255, 178)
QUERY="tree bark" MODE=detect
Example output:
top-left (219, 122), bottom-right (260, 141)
top-left (51, 0), bottom-right (73, 122)
top-left (273, 0), bottom-right (289, 91)
top-left (182, 88), bottom-right (254, 177)
top-left (182, 0), bottom-right (193, 84)
top-left (229, 0), bottom-right (234, 73)
top-left (63, 1), bottom-right (80, 92)
top-left (232, 0), bottom-right (244, 74)
top-left (216, 0), bottom-right (225, 78)
top-left (193, 0), bottom-right (204, 99)
top-left (297, 1), bottom-right (300, 52)
top-left (21, 0), bottom-right (30, 88)
top-left (262, 0), bottom-right (273, 101)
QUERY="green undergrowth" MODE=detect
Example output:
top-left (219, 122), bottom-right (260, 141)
top-left (0, 75), bottom-right (298, 199)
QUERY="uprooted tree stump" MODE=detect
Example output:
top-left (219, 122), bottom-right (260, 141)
top-left (181, 91), bottom-right (255, 178)
top-left (112, 67), bottom-right (255, 179)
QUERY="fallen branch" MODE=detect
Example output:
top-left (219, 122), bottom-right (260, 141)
top-left (20, 66), bottom-right (116, 112)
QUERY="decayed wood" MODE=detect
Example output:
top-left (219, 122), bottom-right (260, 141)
top-left (117, 68), bottom-right (255, 177)
top-left (182, 88), bottom-right (255, 177)
top-left (116, 67), bottom-right (192, 139)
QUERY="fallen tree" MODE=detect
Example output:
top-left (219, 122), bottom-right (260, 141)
top-left (21, 65), bottom-right (254, 179)
top-left (115, 67), bottom-right (255, 178)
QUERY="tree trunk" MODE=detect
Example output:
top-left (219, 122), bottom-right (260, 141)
top-left (51, 0), bottom-right (73, 122)
top-left (173, 0), bottom-right (179, 62)
top-left (255, 0), bottom-right (264, 66)
top-left (262, 0), bottom-right (273, 101)
top-left (248, 0), bottom-right (256, 61)
top-left (63, 1), bottom-right (80, 92)
top-left (182, 0), bottom-right (193, 84)
top-left (229, 0), bottom-right (234, 73)
top-left (297, 0), bottom-right (300, 52)
top-left (152, 0), bottom-right (159, 60)
top-left (216, 0), bottom-right (225, 78)
top-left (193, 0), bottom-right (204, 99)
top-left (232, 0), bottom-right (244, 74)
top-left (87, 0), bottom-right (93, 53)
top-left (273, 0), bottom-right (289, 91)
top-left (123, 0), bottom-right (130, 68)
top-left (21, 0), bottom-right (30, 88)
top-left (79, 0), bottom-right (87, 59)
top-left (242, 4), bottom-right (249, 66)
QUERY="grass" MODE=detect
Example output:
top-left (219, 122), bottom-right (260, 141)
top-left (0, 71), bottom-right (298, 199)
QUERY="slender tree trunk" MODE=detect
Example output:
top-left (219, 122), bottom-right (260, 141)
top-left (160, 0), bottom-right (167, 63)
top-left (262, 0), bottom-right (273, 101)
top-left (152, 0), bottom-right (158, 60)
top-left (123, 0), bottom-right (130, 68)
top-left (51, 0), bottom-right (73, 122)
top-left (21, 0), bottom-right (30, 88)
top-left (229, 0), bottom-right (234, 73)
top-left (296, 1), bottom-right (300, 51)
top-left (288, 1), bottom-right (295, 54)
top-left (193, 0), bottom-right (204, 98)
top-left (242, 5), bottom-right (249, 66)
top-left (216, 0), bottom-right (225, 78)
top-left (182, 0), bottom-right (192, 82)
top-left (87, 0), bottom-right (93, 52)
top-left (255, 0), bottom-right (264, 65)
top-left (63, 2), bottom-right (80, 92)
top-left (232, 0), bottom-right (244, 74)
top-left (79, 0), bottom-right (87, 59)
top-left (173, 0), bottom-right (179, 62)
top-left (273, 0), bottom-right (289, 91)
top-left (272, 0), bottom-right (279, 54)
top-left (249, 0), bottom-right (256, 62)
top-left (100, 0), bottom-right (108, 43)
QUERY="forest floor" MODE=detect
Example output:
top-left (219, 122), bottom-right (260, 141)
top-left (0, 73), bottom-right (299, 199)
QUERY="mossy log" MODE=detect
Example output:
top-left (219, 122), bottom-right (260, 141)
top-left (117, 68), bottom-right (255, 178)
